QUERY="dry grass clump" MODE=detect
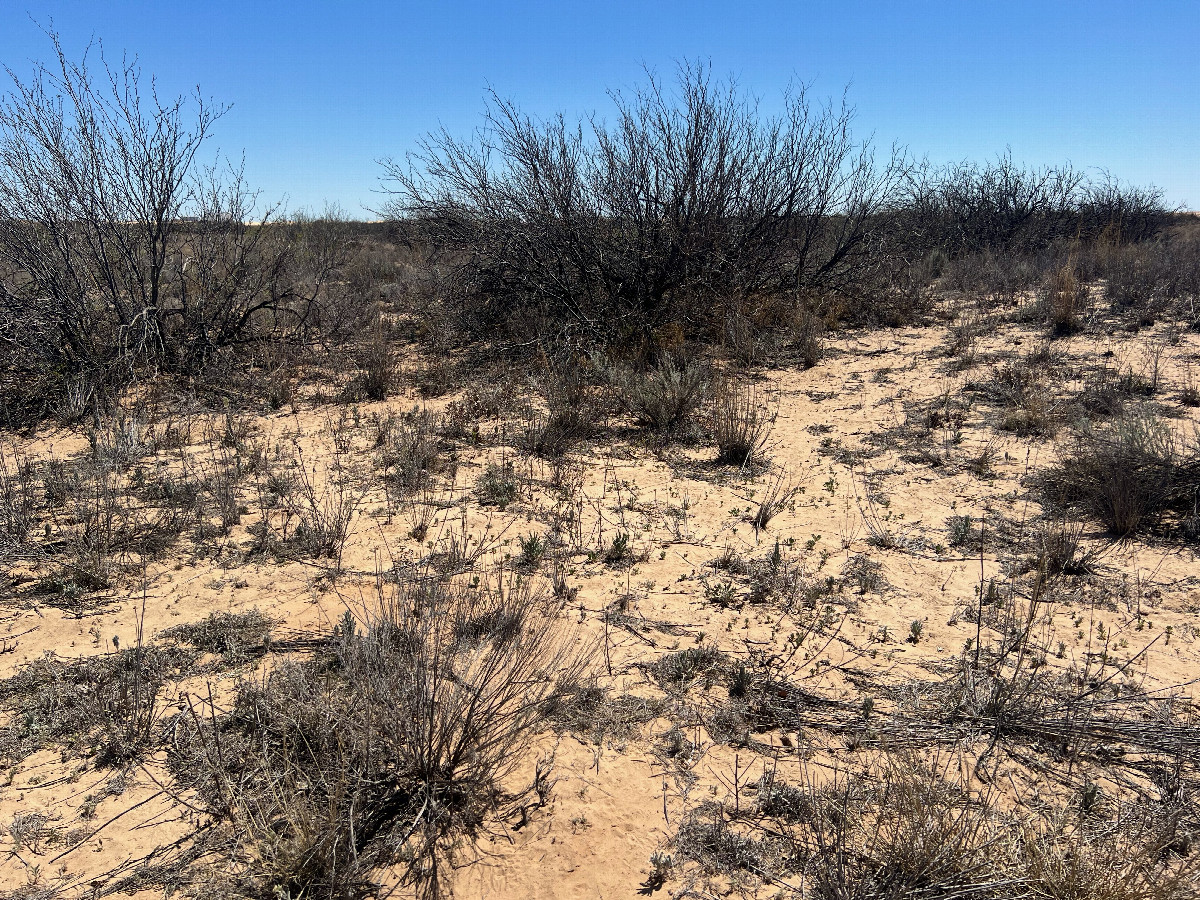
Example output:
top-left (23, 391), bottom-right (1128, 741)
top-left (1045, 259), bottom-right (1087, 335)
top-left (550, 684), bottom-right (662, 745)
top-left (352, 318), bottom-right (396, 401)
top-left (274, 458), bottom-right (363, 565)
top-left (516, 367), bottom-right (593, 456)
top-left (0, 452), bottom-right (39, 549)
top-left (161, 610), bottom-right (276, 662)
top-left (711, 378), bottom-right (773, 467)
top-left (1038, 410), bottom-right (1200, 537)
top-left (377, 408), bottom-right (444, 496)
top-left (172, 568), bottom-right (592, 900)
top-left (750, 467), bottom-right (800, 531)
top-left (650, 646), bottom-right (729, 693)
top-left (1078, 359), bottom-right (1157, 419)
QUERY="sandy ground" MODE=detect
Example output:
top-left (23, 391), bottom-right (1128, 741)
top-left (1, 315), bottom-right (1198, 897)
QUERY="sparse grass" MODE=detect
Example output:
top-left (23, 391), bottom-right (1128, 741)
top-left (0, 638), bottom-right (192, 766)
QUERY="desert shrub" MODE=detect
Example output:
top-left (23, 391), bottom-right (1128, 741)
top-left (1019, 820), bottom-right (1199, 900)
top-left (792, 305), bottom-right (826, 368)
top-left (382, 62), bottom-right (906, 349)
top-left (1036, 518), bottom-right (1090, 576)
top-left (521, 407), bottom-right (589, 457)
top-left (651, 646), bottom-right (728, 692)
top-left (1078, 360), bottom-right (1155, 419)
top-left (549, 684), bottom-right (662, 743)
top-left (515, 533), bottom-right (546, 571)
top-left (972, 358), bottom-right (1059, 437)
top-left (173, 570), bottom-right (591, 899)
top-left (29, 452), bottom-right (195, 609)
top-left (162, 610), bottom-right (275, 662)
top-left (519, 363), bottom-right (596, 457)
top-left (711, 379), bottom-right (772, 467)
top-left (261, 452), bottom-right (363, 566)
top-left (674, 802), bottom-right (795, 883)
top-left (1038, 411), bottom-right (1199, 537)
top-left (798, 761), bottom-right (1004, 900)
top-left (602, 353), bottom-right (710, 432)
top-left (1100, 229), bottom-right (1200, 326)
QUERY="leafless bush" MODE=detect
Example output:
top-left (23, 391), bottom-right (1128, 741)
top-left (174, 568), bottom-right (592, 899)
top-left (0, 32), bottom-right (347, 422)
top-left (382, 62), bottom-right (905, 349)
top-left (256, 447), bottom-right (363, 567)
top-left (902, 152), bottom-right (1170, 259)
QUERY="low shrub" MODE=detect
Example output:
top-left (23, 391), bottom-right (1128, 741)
top-left (173, 570), bottom-right (591, 899)
top-left (602, 354), bottom-right (709, 432)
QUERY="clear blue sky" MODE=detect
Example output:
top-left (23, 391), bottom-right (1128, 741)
top-left (2, 1), bottom-right (1196, 216)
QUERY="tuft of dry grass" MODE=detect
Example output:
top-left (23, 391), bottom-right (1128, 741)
top-left (711, 378), bottom-right (773, 468)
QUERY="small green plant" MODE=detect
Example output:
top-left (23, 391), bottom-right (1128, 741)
top-left (475, 462), bottom-right (518, 508)
top-left (516, 533), bottom-right (546, 570)
top-left (644, 851), bottom-right (674, 891)
top-left (704, 579), bottom-right (738, 608)
top-left (605, 532), bottom-right (632, 565)
top-left (908, 619), bottom-right (924, 644)
top-left (728, 664), bottom-right (753, 698)
top-left (946, 514), bottom-right (975, 548)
